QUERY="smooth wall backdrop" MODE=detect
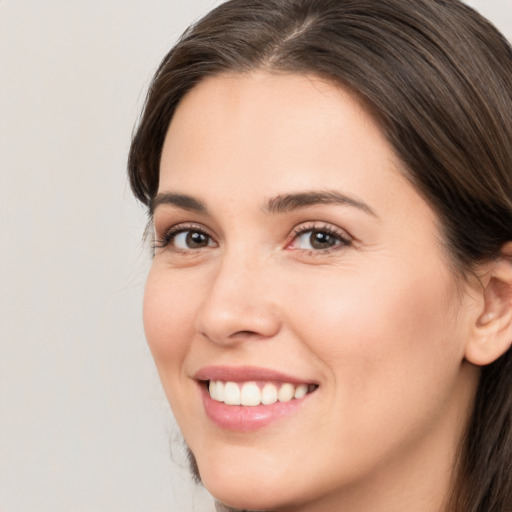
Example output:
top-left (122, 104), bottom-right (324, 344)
top-left (1, 1), bottom-right (510, 511)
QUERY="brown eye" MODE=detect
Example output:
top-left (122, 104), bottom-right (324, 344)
top-left (291, 227), bottom-right (351, 252)
top-left (185, 231), bottom-right (210, 248)
top-left (172, 230), bottom-right (214, 249)
top-left (309, 231), bottom-right (338, 250)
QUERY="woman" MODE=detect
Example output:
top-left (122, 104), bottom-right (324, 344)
top-left (128, 1), bottom-right (512, 511)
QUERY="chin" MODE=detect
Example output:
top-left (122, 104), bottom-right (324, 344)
top-left (196, 454), bottom-right (299, 512)
top-left (208, 486), bottom-right (288, 512)
top-left (186, 441), bottom-right (303, 511)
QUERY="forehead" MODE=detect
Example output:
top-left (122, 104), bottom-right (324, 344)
top-left (163, 71), bottom-right (378, 155)
top-left (158, 72), bottom-right (431, 225)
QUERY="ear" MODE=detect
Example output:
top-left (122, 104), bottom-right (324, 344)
top-left (465, 243), bottom-right (512, 366)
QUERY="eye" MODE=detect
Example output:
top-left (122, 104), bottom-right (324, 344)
top-left (154, 224), bottom-right (216, 251)
top-left (289, 225), bottom-right (351, 252)
top-left (295, 230), bottom-right (338, 250)
top-left (173, 230), bottom-right (213, 249)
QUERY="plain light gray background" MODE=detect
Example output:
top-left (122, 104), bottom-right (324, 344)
top-left (1, 1), bottom-right (511, 511)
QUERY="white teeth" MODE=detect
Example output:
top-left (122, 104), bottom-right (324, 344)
top-left (209, 380), bottom-right (224, 402)
top-left (209, 380), bottom-right (217, 400)
top-left (261, 383), bottom-right (278, 405)
top-left (208, 380), bottom-right (313, 406)
top-left (240, 382), bottom-right (261, 406)
top-left (223, 381), bottom-right (241, 405)
top-left (294, 384), bottom-right (308, 399)
top-left (216, 381), bottom-right (224, 401)
top-left (277, 383), bottom-right (295, 402)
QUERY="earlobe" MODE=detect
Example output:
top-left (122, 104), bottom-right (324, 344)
top-left (465, 244), bottom-right (512, 366)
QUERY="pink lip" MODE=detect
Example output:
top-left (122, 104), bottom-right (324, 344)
top-left (195, 366), bottom-right (317, 432)
top-left (194, 365), bottom-right (315, 385)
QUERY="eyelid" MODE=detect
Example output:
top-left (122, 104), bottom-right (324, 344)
top-left (153, 222), bottom-right (216, 251)
top-left (286, 222), bottom-right (353, 252)
top-left (153, 219), bottom-right (353, 254)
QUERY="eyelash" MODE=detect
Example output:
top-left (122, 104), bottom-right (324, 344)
top-left (153, 222), bottom-right (352, 255)
top-left (153, 223), bottom-right (214, 252)
top-left (288, 223), bottom-right (352, 254)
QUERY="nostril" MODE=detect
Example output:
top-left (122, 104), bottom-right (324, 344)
top-left (229, 330), bottom-right (262, 339)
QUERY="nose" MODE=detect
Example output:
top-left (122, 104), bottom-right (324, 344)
top-left (195, 251), bottom-right (281, 345)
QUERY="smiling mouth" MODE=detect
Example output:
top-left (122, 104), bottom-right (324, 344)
top-left (204, 380), bottom-right (318, 406)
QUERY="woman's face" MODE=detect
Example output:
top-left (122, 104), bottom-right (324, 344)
top-left (144, 72), bottom-right (480, 511)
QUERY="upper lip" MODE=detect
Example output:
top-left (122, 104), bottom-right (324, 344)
top-left (194, 365), bottom-right (316, 385)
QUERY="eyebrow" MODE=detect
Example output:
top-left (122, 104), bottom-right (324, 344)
top-left (150, 193), bottom-right (208, 216)
top-left (264, 190), bottom-right (377, 217)
top-left (151, 190), bottom-right (377, 217)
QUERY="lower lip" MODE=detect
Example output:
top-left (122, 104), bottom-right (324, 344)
top-left (200, 385), bottom-right (311, 432)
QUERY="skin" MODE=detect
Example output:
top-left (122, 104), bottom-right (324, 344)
top-left (144, 72), bottom-right (483, 512)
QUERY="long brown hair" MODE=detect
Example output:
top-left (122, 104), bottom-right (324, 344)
top-left (128, 1), bottom-right (512, 510)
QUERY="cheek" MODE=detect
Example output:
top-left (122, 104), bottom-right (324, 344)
top-left (288, 260), bottom-right (463, 396)
top-left (143, 266), bottom-right (198, 367)
top-left (280, 261), bottom-right (468, 470)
